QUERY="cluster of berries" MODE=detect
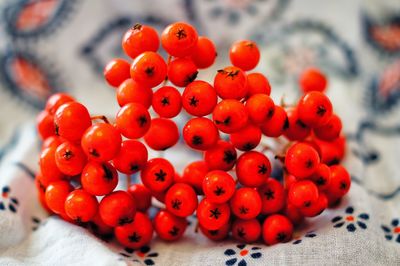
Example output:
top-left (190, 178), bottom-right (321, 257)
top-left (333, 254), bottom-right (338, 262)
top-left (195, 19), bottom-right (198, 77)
top-left (35, 21), bottom-right (350, 248)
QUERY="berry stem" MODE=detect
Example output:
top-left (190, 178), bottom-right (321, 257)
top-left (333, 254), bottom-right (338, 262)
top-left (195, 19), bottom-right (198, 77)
top-left (162, 55), bottom-right (173, 86)
top-left (194, 221), bottom-right (199, 233)
top-left (126, 174), bottom-right (131, 189)
top-left (91, 115), bottom-right (110, 124)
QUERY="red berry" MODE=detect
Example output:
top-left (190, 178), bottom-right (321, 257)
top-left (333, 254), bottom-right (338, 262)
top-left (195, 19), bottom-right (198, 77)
top-left (299, 68), bottom-right (327, 93)
top-left (37, 110), bottom-right (56, 141)
top-left (42, 136), bottom-right (62, 150)
top-left (260, 105), bottom-right (288, 137)
top-left (203, 140), bottom-right (237, 171)
top-left (116, 103), bottom-right (151, 139)
top-left (236, 151), bottom-right (271, 187)
top-left (246, 73), bottom-right (271, 97)
top-left (90, 212), bottom-right (113, 237)
top-left (154, 210), bottom-right (187, 241)
top-left (326, 165), bottom-right (351, 198)
top-left (165, 183), bottom-right (198, 217)
top-left (182, 80), bottom-right (217, 117)
top-left (230, 188), bottom-right (262, 220)
top-left (182, 161), bottom-right (209, 194)
top-left (152, 86), bottom-right (182, 118)
top-left (284, 108), bottom-right (311, 141)
top-left (203, 170), bottom-right (236, 203)
top-left (199, 221), bottom-right (230, 241)
top-left (81, 162), bottom-right (118, 196)
top-left (167, 58), bottom-right (198, 87)
top-left (81, 123), bottom-right (122, 162)
top-left (128, 184), bottom-right (152, 212)
top-left (197, 198), bottom-right (230, 230)
top-left (232, 218), bottom-right (261, 243)
top-left (64, 189), bottom-right (98, 222)
top-left (45, 180), bottom-right (73, 215)
top-left (116, 79), bottom-right (153, 108)
top-left (246, 94), bottom-right (275, 125)
top-left (130, 51), bottom-right (167, 88)
top-left (39, 146), bottom-right (64, 187)
top-left (99, 191), bottom-right (136, 227)
top-left (183, 117), bottom-right (219, 150)
top-left (214, 66), bottom-right (247, 100)
top-left (283, 203), bottom-right (304, 226)
top-left (55, 141), bottom-right (87, 176)
top-left (229, 40), bottom-right (260, 71)
top-left (212, 99), bottom-right (248, 133)
top-left (144, 118), bottom-right (179, 150)
top-left (297, 91), bottom-right (333, 127)
top-left (104, 58), bottom-right (131, 87)
top-left (299, 193), bottom-right (328, 217)
top-left (258, 178), bottom-right (285, 215)
top-left (115, 212), bottom-right (153, 248)
top-left (45, 93), bottom-right (75, 114)
top-left (285, 142), bottom-right (320, 178)
top-left (190, 36), bottom-right (216, 69)
top-left (314, 136), bottom-right (346, 165)
top-left (230, 123), bottom-right (262, 151)
top-left (141, 158), bottom-right (175, 192)
top-left (161, 22), bottom-right (198, 57)
top-left (262, 214), bottom-right (293, 245)
top-left (113, 140), bottom-right (148, 174)
top-left (288, 180), bottom-right (319, 208)
top-left (122, 23), bottom-right (159, 59)
top-left (314, 114), bottom-right (342, 141)
top-left (310, 163), bottom-right (331, 190)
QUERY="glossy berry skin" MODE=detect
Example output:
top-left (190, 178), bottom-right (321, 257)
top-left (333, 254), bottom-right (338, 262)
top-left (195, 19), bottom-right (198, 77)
top-left (232, 218), bottom-right (261, 243)
top-left (288, 180), bottom-right (319, 208)
top-left (81, 162), bottom-right (118, 196)
top-left (229, 40), bottom-right (260, 71)
top-left (314, 136), bottom-right (346, 166)
top-left (246, 94), bottom-right (275, 125)
top-left (214, 66), bottom-right (247, 100)
top-left (165, 183), bottom-right (198, 217)
top-left (54, 102), bottom-right (92, 142)
top-left (167, 58), bottom-right (198, 87)
top-left (122, 23), bottom-right (159, 59)
top-left (284, 108), bottom-right (311, 141)
top-left (285, 142), bottom-right (320, 178)
top-left (246, 73), bottom-right (271, 97)
top-left (154, 210), bottom-right (187, 241)
top-left (258, 178), bottom-right (285, 215)
top-left (212, 99), bottom-right (248, 134)
top-left (310, 163), bottom-right (331, 190)
top-left (190, 36), bottom-right (216, 69)
top-left (128, 184), bottom-right (152, 212)
top-left (199, 221), bottom-right (230, 241)
top-left (230, 123), bottom-right (261, 151)
top-left (161, 22), bottom-right (198, 57)
top-left (116, 79), bottom-right (153, 108)
top-left (116, 103), bottom-right (151, 139)
top-left (297, 91), bottom-right (333, 127)
top-left (203, 170), bottom-right (236, 204)
top-left (115, 212), bottom-right (153, 249)
top-left (260, 105), bottom-right (288, 137)
top-left (203, 140), bottom-right (237, 171)
top-left (144, 118), bottom-right (179, 150)
top-left (326, 165), bottom-right (351, 198)
top-left (81, 123), bottom-right (122, 162)
top-left (299, 68), bottom-right (327, 93)
top-left (182, 161), bottom-right (209, 194)
top-left (104, 58), bottom-right (131, 87)
top-left (45, 93), bottom-right (75, 115)
top-left (113, 140), bottom-right (148, 174)
top-left (40, 146), bottom-right (64, 187)
top-left (230, 188), bottom-right (262, 220)
top-left (64, 189), bottom-right (98, 222)
top-left (130, 51), bottom-right (167, 88)
top-left (152, 86), bottom-right (182, 118)
top-left (236, 151), bottom-right (271, 187)
top-left (183, 117), bottom-right (219, 151)
top-left (45, 181), bottom-right (73, 215)
top-left (141, 158), bottom-right (175, 192)
top-left (299, 193), bottom-right (328, 217)
top-left (42, 136), bottom-right (62, 151)
top-left (182, 80), bottom-right (217, 117)
top-left (314, 114), bottom-right (342, 141)
top-left (55, 141), bottom-right (86, 176)
top-left (37, 110), bottom-right (55, 140)
top-left (99, 191), bottom-right (136, 227)
top-left (197, 198), bottom-right (230, 230)
top-left (262, 214), bottom-right (293, 245)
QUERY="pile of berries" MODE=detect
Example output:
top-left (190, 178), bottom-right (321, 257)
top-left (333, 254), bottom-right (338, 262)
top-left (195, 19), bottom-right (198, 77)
top-left (35, 21), bottom-right (350, 248)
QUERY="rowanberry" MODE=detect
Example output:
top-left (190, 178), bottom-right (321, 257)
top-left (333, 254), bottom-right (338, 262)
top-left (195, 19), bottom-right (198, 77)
top-left (230, 187), bottom-right (262, 220)
top-left (167, 58), bottom-right (198, 87)
top-left (99, 190), bottom-right (136, 227)
top-left (203, 140), bottom-right (237, 171)
top-left (64, 189), bottom-right (98, 222)
top-left (37, 110), bottom-right (55, 140)
top-left (182, 161), bottom-right (209, 194)
top-left (152, 86), bottom-right (182, 118)
top-left (116, 79), bottom-right (153, 108)
top-left (45, 93), bottom-right (75, 115)
top-left (183, 117), bottom-right (219, 151)
top-left (284, 108), bottom-right (311, 141)
top-left (81, 162), bottom-right (118, 196)
top-left (214, 66), bottom-right (247, 100)
top-left (314, 114), bottom-right (342, 141)
top-left (154, 210), bottom-right (187, 241)
top-left (90, 212), bottom-right (113, 237)
top-left (197, 198), bottom-right (230, 230)
top-left (144, 118), bottom-right (179, 150)
top-left (199, 221), bottom-right (230, 241)
top-left (326, 165), bottom-right (351, 198)
top-left (284, 174), bottom-right (298, 190)
top-left (245, 94), bottom-right (275, 124)
top-left (45, 180), bottom-right (73, 215)
top-left (161, 22), bottom-right (198, 57)
top-left (42, 135), bottom-right (62, 150)
top-left (246, 73), bottom-right (271, 97)
top-left (262, 214), bottom-right (293, 245)
top-left (299, 193), bottom-right (328, 217)
top-left (122, 23), bottom-right (159, 59)
top-left (283, 203), bottom-right (304, 226)
top-left (260, 105), bottom-right (288, 137)
top-left (297, 91), bottom-right (333, 127)
top-left (229, 40), bottom-right (260, 71)
top-left (313, 136), bottom-right (346, 165)
top-left (258, 178), bottom-right (285, 215)
top-left (182, 80), bottom-right (217, 117)
top-left (232, 218), bottom-right (261, 243)
top-left (40, 146), bottom-right (64, 187)
top-left (55, 141), bottom-right (87, 176)
top-left (230, 123), bottom-right (262, 151)
top-left (203, 170), bottom-right (236, 204)
top-left (112, 140), bottom-right (148, 174)
top-left (236, 151), bottom-right (271, 187)
top-left (116, 103), bottom-right (151, 139)
top-left (288, 180), bottom-right (319, 208)
top-left (190, 36), bottom-right (216, 69)
top-left (141, 158), bottom-right (175, 192)
top-left (310, 163), bottom-right (331, 190)
top-left (115, 212), bottom-right (153, 248)
top-left (285, 142), bottom-right (320, 178)
top-left (165, 183), bottom-right (198, 217)
top-left (104, 58), bottom-right (131, 87)
top-left (130, 51), bottom-right (167, 88)
top-left (299, 67), bottom-right (327, 93)
top-left (212, 99), bottom-right (248, 133)
top-left (128, 184), bottom-right (152, 212)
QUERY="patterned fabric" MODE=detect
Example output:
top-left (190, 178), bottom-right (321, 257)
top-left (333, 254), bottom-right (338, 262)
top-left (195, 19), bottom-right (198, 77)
top-left (0, 0), bottom-right (399, 265)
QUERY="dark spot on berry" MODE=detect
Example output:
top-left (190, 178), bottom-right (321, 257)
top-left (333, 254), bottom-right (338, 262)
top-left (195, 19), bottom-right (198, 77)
top-left (189, 96), bottom-right (199, 107)
top-left (276, 232), bottom-right (287, 242)
top-left (213, 186), bottom-right (225, 196)
top-left (242, 142), bottom-right (255, 151)
top-left (128, 232), bottom-right (142, 243)
top-left (176, 28), bottom-right (187, 39)
top-left (119, 217), bottom-right (133, 225)
top-left (226, 70), bottom-right (239, 79)
top-left (89, 148), bottom-right (100, 157)
top-left (215, 116), bottom-right (231, 126)
top-left (283, 117), bottom-right (289, 130)
top-left (239, 206), bottom-right (249, 215)
top-left (305, 159), bottom-right (314, 169)
top-left (192, 135), bottom-right (203, 145)
top-left (258, 164), bottom-right (268, 175)
top-left (237, 227), bottom-right (246, 238)
top-left (223, 150), bottom-right (236, 164)
top-left (55, 123), bottom-right (59, 136)
top-left (171, 199), bottom-right (182, 210)
top-left (155, 169), bottom-right (167, 182)
top-left (340, 182), bottom-right (347, 190)
top-left (264, 189), bottom-right (274, 200)
top-left (132, 23), bottom-right (142, 30)
top-left (161, 97), bottom-right (170, 106)
top-left (169, 226), bottom-right (180, 236)
top-left (130, 164), bottom-right (139, 172)
top-left (209, 229), bottom-right (219, 236)
top-left (137, 116), bottom-right (148, 127)
top-left (296, 119), bottom-right (308, 129)
top-left (316, 105), bottom-right (326, 116)
top-left (63, 150), bottom-right (73, 160)
top-left (185, 71), bottom-right (198, 84)
top-left (209, 208), bottom-right (221, 219)
top-left (102, 164), bottom-right (114, 181)
top-left (328, 158), bottom-right (340, 166)
top-left (144, 66), bottom-right (155, 76)
top-left (304, 201), bottom-right (311, 207)
top-left (267, 107), bottom-right (275, 119)
top-left (316, 177), bottom-right (326, 186)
